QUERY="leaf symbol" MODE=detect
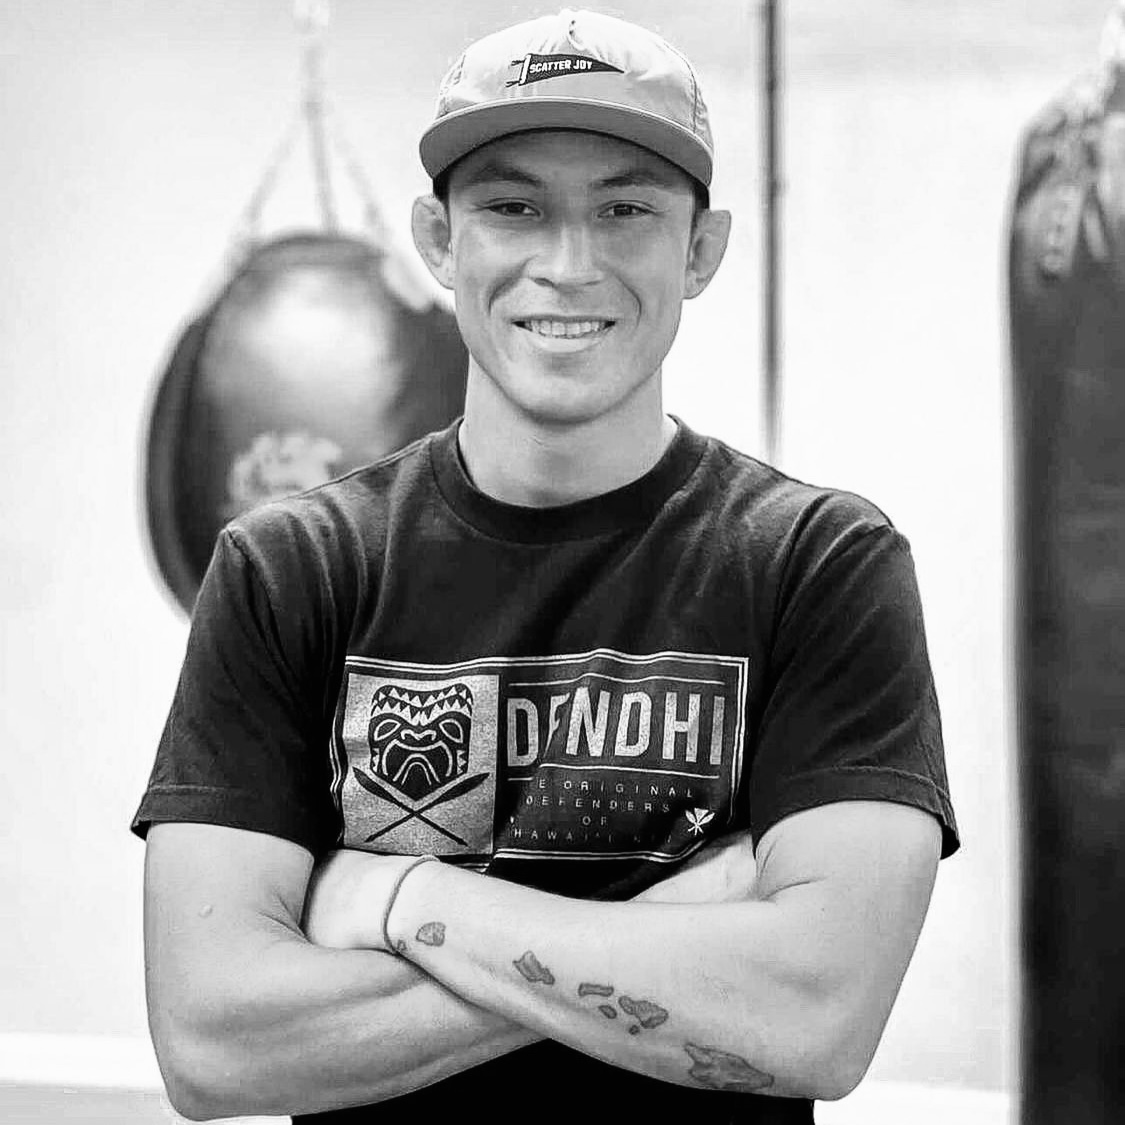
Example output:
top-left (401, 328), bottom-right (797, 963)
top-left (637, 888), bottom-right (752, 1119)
top-left (685, 807), bottom-right (715, 837)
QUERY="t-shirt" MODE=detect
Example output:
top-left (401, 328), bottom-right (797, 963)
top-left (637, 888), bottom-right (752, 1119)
top-left (133, 417), bottom-right (959, 1124)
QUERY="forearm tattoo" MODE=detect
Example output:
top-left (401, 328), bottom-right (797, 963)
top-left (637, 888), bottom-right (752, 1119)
top-left (415, 921), bottom-right (446, 947)
top-left (516, 953), bottom-right (773, 1088)
top-left (618, 995), bottom-right (669, 1031)
top-left (577, 981), bottom-right (615, 998)
top-left (575, 981), bottom-right (668, 1033)
top-left (684, 1042), bottom-right (775, 1091)
top-left (513, 949), bottom-right (556, 985)
top-left (512, 957), bottom-right (772, 1091)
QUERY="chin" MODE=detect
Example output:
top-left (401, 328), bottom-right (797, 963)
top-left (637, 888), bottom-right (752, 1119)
top-left (507, 391), bottom-right (613, 428)
top-left (504, 372), bottom-right (653, 429)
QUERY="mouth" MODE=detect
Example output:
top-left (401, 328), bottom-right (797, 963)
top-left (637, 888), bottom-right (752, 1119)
top-left (513, 317), bottom-right (615, 341)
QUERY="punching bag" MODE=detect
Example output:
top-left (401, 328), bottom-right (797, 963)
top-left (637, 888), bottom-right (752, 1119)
top-left (145, 231), bottom-right (467, 614)
top-left (1008, 20), bottom-right (1125, 1125)
top-left (144, 3), bottom-right (468, 615)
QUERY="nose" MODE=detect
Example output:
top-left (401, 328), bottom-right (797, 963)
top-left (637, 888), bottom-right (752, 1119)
top-left (529, 220), bottom-right (603, 288)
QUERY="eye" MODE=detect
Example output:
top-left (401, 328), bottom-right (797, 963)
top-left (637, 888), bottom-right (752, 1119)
top-left (603, 202), bottom-right (652, 218)
top-left (369, 717), bottom-right (400, 742)
top-left (439, 718), bottom-right (467, 744)
top-left (486, 200), bottom-right (538, 217)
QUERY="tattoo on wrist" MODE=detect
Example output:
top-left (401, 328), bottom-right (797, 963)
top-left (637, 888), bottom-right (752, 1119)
top-left (416, 921), bottom-right (446, 947)
top-left (684, 1043), bottom-right (775, 1091)
top-left (513, 950), bottom-right (556, 985)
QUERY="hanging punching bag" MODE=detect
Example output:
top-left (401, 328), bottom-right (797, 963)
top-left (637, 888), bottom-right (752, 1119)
top-left (1008, 18), bottom-right (1125, 1124)
top-left (146, 232), bottom-right (467, 614)
top-left (144, 3), bottom-right (468, 615)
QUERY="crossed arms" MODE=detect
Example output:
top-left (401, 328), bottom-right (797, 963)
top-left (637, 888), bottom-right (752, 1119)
top-left (143, 799), bottom-right (939, 1120)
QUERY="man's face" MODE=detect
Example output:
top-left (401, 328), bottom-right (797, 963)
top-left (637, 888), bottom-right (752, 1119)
top-left (439, 130), bottom-right (704, 427)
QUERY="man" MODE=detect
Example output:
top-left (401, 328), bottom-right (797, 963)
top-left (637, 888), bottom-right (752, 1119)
top-left (134, 9), bottom-right (958, 1123)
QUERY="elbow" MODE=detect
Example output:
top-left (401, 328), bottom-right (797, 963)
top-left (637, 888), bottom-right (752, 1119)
top-left (746, 986), bottom-right (878, 1102)
top-left (150, 1017), bottom-right (271, 1121)
top-left (153, 1047), bottom-right (222, 1122)
top-left (796, 1000), bottom-right (880, 1102)
top-left (766, 1040), bottom-right (870, 1103)
top-left (802, 1051), bottom-right (870, 1103)
top-left (164, 1087), bottom-right (220, 1124)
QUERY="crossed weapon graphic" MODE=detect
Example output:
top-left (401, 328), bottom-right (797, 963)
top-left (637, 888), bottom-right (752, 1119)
top-left (353, 767), bottom-right (490, 846)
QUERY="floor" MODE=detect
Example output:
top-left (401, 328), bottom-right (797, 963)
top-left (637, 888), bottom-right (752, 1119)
top-left (0, 1085), bottom-right (172, 1124)
top-left (0, 1084), bottom-right (286, 1125)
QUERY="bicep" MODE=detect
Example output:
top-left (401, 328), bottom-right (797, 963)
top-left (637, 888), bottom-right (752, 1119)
top-left (145, 820), bottom-right (313, 920)
top-left (143, 823), bottom-right (314, 1030)
top-left (752, 800), bottom-right (942, 1070)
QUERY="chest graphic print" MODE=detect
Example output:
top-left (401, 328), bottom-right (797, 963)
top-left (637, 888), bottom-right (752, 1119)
top-left (331, 650), bottom-right (748, 865)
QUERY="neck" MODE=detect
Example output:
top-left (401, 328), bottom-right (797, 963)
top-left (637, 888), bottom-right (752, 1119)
top-left (457, 363), bottom-right (677, 508)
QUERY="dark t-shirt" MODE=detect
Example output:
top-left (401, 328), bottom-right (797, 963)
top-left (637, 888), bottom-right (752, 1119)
top-left (133, 418), bottom-right (958, 1123)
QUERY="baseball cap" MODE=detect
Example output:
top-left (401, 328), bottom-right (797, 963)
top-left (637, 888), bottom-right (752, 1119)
top-left (420, 8), bottom-right (713, 189)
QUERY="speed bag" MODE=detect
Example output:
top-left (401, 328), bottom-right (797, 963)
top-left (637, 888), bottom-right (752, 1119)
top-left (145, 231), bottom-right (468, 615)
top-left (1008, 75), bottom-right (1125, 1121)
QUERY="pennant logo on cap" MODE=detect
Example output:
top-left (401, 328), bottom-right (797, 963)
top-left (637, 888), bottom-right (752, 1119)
top-left (506, 53), bottom-right (624, 87)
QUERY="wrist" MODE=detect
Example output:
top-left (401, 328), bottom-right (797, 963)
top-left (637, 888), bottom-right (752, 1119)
top-left (379, 855), bottom-right (441, 953)
top-left (384, 855), bottom-right (449, 953)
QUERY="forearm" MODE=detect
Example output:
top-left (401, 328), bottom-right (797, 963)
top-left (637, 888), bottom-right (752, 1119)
top-left (382, 863), bottom-right (856, 1100)
top-left (165, 931), bottom-right (536, 1118)
top-left (145, 844), bottom-right (539, 1121)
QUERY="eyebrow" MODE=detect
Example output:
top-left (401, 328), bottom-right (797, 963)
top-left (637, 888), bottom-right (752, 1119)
top-left (457, 159), bottom-right (545, 190)
top-left (457, 158), bottom-right (683, 193)
top-left (594, 167), bottom-right (683, 191)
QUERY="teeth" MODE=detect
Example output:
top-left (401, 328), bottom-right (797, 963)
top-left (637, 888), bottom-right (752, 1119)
top-left (523, 319), bottom-right (609, 338)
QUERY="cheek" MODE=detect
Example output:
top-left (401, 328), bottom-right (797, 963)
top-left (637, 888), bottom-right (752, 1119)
top-left (614, 238), bottom-right (689, 315)
top-left (451, 241), bottom-right (520, 349)
top-left (452, 228), bottom-right (515, 295)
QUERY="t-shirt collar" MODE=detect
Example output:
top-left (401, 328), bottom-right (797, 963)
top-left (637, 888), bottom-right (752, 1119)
top-left (428, 415), bottom-right (707, 544)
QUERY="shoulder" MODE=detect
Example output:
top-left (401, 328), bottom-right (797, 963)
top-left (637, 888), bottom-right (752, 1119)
top-left (222, 430), bottom-right (439, 570)
top-left (690, 429), bottom-right (902, 576)
top-left (198, 430), bottom-right (441, 623)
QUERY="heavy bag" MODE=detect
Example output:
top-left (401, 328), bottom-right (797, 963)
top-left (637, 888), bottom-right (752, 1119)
top-left (145, 231), bottom-right (468, 614)
top-left (1008, 67), bottom-right (1125, 1124)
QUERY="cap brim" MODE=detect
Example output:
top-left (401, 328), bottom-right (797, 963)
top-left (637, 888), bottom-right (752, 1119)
top-left (420, 97), bottom-right (713, 188)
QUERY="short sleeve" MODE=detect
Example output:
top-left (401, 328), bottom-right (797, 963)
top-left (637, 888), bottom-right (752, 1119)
top-left (131, 527), bottom-right (337, 855)
top-left (749, 524), bottom-right (960, 858)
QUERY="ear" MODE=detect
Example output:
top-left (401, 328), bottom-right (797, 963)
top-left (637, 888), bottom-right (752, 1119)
top-left (684, 208), bottom-right (732, 300)
top-left (411, 194), bottom-right (454, 290)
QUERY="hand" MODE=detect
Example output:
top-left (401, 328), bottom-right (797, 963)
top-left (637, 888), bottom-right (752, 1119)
top-left (632, 827), bottom-right (760, 904)
top-left (303, 849), bottom-right (421, 952)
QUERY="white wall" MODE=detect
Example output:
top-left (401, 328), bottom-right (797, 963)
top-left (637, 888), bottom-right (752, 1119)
top-left (0, 0), bottom-right (1113, 1101)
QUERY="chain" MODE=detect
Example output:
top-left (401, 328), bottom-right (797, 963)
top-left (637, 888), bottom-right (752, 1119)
top-left (295, 0), bottom-right (338, 229)
top-left (1101, 1), bottom-right (1125, 70)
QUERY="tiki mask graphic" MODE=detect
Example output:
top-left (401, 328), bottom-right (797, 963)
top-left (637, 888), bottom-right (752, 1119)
top-left (367, 683), bottom-right (474, 802)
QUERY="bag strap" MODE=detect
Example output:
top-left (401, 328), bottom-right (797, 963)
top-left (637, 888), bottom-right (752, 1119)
top-left (220, 2), bottom-right (439, 311)
top-left (230, 1), bottom-right (390, 258)
top-left (298, 0), bottom-right (339, 231)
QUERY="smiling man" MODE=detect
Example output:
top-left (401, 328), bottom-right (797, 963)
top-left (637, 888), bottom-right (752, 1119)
top-left (134, 9), bottom-right (958, 1125)
top-left (414, 125), bottom-right (718, 505)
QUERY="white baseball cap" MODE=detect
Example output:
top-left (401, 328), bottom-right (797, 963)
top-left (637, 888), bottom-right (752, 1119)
top-left (420, 8), bottom-right (714, 189)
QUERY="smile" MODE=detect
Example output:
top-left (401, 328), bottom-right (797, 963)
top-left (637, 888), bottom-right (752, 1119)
top-left (515, 319), bottom-right (614, 339)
